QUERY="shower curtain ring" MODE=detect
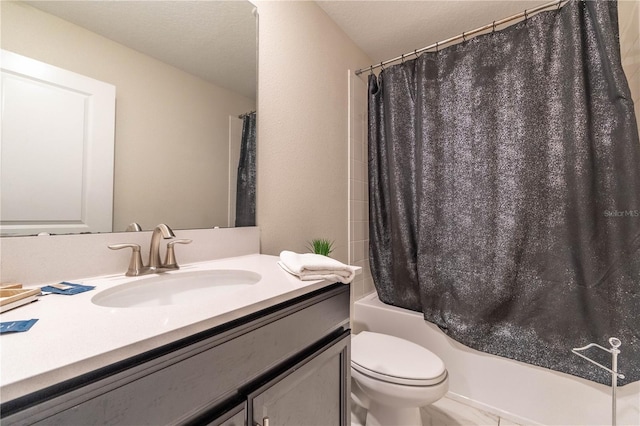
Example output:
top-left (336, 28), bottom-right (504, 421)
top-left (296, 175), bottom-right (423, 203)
top-left (462, 31), bottom-right (466, 42)
top-left (557, 0), bottom-right (562, 10)
top-left (369, 65), bottom-right (373, 75)
top-left (524, 9), bottom-right (529, 21)
top-left (492, 21), bottom-right (496, 33)
top-left (435, 42), bottom-right (439, 52)
top-left (380, 61), bottom-right (384, 70)
top-left (401, 53), bottom-right (405, 63)
top-left (414, 49), bottom-right (419, 59)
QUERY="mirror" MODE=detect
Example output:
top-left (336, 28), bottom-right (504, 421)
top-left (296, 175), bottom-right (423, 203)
top-left (0, 0), bottom-right (257, 236)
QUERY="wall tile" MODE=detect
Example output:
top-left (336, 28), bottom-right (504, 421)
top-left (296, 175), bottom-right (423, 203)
top-left (351, 138), bottom-right (363, 162)
top-left (348, 73), bottom-right (372, 301)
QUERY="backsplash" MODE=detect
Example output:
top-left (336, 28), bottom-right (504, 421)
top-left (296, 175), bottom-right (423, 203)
top-left (0, 227), bottom-right (260, 286)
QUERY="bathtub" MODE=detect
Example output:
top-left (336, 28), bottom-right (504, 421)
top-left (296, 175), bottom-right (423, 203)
top-left (353, 292), bottom-right (640, 426)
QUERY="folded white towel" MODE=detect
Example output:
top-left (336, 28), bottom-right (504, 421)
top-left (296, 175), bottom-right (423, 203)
top-left (278, 250), bottom-right (357, 284)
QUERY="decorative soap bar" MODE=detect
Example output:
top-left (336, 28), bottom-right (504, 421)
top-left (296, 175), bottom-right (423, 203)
top-left (0, 319), bottom-right (39, 334)
top-left (40, 282), bottom-right (95, 295)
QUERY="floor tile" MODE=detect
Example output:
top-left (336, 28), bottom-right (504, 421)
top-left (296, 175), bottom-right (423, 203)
top-left (351, 395), bottom-right (503, 426)
top-left (422, 397), bottom-right (500, 426)
top-left (351, 399), bottom-right (367, 426)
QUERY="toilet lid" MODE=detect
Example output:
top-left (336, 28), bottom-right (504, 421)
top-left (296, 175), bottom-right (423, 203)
top-left (351, 331), bottom-right (446, 386)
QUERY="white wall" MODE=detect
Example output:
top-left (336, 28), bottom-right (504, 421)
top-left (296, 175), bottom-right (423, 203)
top-left (255, 1), bottom-right (371, 263)
top-left (1, 1), bottom-right (256, 232)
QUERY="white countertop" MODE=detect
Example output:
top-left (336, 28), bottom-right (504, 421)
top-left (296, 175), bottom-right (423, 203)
top-left (0, 254), bottom-right (343, 403)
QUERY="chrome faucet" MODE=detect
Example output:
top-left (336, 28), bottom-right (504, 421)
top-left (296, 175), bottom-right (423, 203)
top-left (148, 223), bottom-right (175, 270)
top-left (125, 222), bottom-right (142, 232)
top-left (109, 223), bottom-right (192, 276)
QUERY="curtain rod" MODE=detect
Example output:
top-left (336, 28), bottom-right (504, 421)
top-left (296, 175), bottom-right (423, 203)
top-left (238, 110), bottom-right (256, 119)
top-left (355, 0), bottom-right (568, 76)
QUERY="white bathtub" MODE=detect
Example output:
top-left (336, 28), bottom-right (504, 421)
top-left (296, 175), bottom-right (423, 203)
top-left (353, 292), bottom-right (640, 426)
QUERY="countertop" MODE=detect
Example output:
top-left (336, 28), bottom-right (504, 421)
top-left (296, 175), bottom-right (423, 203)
top-left (0, 254), bottom-right (346, 403)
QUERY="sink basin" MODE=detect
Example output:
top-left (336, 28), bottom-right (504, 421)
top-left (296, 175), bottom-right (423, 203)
top-left (91, 269), bottom-right (261, 308)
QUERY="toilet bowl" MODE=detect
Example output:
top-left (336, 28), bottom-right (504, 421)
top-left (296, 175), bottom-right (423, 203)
top-left (351, 331), bottom-right (448, 426)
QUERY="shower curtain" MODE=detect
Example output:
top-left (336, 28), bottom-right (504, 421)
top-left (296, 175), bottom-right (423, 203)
top-left (368, 0), bottom-right (640, 385)
top-left (235, 111), bottom-right (256, 227)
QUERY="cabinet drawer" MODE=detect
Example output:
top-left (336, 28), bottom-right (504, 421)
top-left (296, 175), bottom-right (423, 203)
top-left (4, 285), bottom-right (350, 425)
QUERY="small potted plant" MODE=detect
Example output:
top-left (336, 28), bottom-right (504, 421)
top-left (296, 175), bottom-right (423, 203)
top-left (307, 238), bottom-right (334, 257)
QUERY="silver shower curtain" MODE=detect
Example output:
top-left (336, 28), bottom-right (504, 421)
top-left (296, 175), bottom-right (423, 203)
top-left (235, 112), bottom-right (256, 227)
top-left (368, 0), bottom-right (640, 385)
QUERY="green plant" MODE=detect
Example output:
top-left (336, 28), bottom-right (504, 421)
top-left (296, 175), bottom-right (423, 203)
top-left (307, 238), bottom-right (334, 256)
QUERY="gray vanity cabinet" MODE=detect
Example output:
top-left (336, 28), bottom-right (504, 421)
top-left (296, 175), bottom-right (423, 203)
top-left (1, 284), bottom-right (350, 426)
top-left (249, 333), bottom-right (349, 426)
top-left (208, 402), bottom-right (246, 426)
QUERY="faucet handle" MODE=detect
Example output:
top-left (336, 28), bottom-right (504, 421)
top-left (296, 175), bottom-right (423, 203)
top-left (164, 239), bottom-right (192, 269)
top-left (125, 222), bottom-right (142, 232)
top-left (108, 243), bottom-right (145, 276)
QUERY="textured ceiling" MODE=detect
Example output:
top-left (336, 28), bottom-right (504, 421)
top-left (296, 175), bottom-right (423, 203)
top-left (26, 1), bottom-right (257, 100)
top-left (317, 0), bottom-right (551, 67)
top-left (25, 1), bottom-right (556, 98)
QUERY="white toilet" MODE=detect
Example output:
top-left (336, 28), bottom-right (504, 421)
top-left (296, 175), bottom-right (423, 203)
top-left (351, 331), bottom-right (448, 426)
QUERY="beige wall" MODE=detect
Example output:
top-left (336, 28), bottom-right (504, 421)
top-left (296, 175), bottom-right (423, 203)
top-left (255, 1), bottom-right (371, 263)
top-left (1, 1), bottom-right (255, 232)
top-left (620, 0), bottom-right (640, 131)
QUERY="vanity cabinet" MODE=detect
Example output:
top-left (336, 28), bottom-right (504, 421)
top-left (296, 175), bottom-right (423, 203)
top-left (206, 402), bottom-right (246, 426)
top-left (249, 333), bottom-right (349, 426)
top-left (1, 284), bottom-right (350, 426)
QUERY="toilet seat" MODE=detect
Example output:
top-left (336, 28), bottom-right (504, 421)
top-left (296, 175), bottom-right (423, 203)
top-left (351, 331), bottom-right (447, 386)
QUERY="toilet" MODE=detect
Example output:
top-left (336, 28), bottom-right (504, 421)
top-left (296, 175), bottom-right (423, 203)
top-left (351, 331), bottom-right (448, 426)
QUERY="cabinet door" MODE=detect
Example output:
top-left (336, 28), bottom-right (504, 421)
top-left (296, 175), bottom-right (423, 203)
top-left (206, 402), bottom-right (246, 426)
top-left (249, 332), bottom-right (350, 426)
